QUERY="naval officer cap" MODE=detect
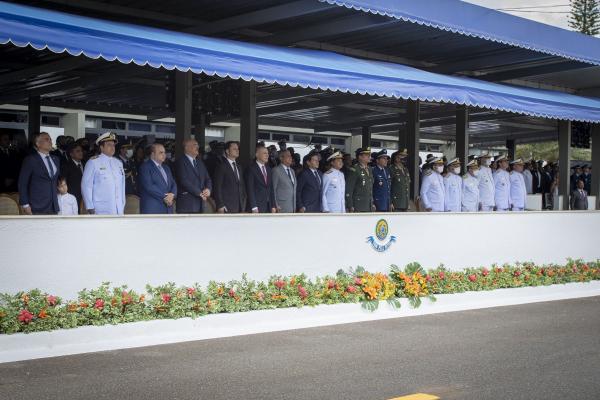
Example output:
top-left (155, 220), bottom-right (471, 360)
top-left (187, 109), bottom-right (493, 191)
top-left (466, 159), bottom-right (479, 169)
top-left (510, 158), bottom-right (525, 165)
top-left (327, 151), bottom-right (343, 162)
top-left (430, 156), bottom-right (445, 165)
top-left (495, 154), bottom-right (508, 163)
top-left (446, 157), bottom-right (461, 166)
top-left (96, 132), bottom-right (118, 145)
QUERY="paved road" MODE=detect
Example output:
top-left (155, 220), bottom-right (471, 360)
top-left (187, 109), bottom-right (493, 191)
top-left (1, 297), bottom-right (599, 400)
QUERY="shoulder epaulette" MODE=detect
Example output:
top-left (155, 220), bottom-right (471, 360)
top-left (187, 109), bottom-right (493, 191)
top-left (325, 169), bottom-right (333, 174)
top-left (90, 155), bottom-right (99, 160)
top-left (349, 167), bottom-right (355, 172)
top-left (424, 169), bottom-right (433, 176)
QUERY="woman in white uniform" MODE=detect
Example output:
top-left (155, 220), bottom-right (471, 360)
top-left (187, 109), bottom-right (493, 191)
top-left (321, 151), bottom-right (346, 213)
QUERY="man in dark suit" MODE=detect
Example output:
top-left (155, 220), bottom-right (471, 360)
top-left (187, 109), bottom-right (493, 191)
top-left (60, 143), bottom-right (85, 211)
top-left (570, 179), bottom-right (589, 210)
top-left (0, 132), bottom-right (20, 192)
top-left (174, 139), bottom-right (212, 214)
top-left (51, 135), bottom-right (71, 164)
top-left (245, 144), bottom-right (276, 213)
top-left (296, 152), bottom-right (323, 212)
top-left (213, 141), bottom-right (245, 213)
top-left (18, 132), bottom-right (60, 215)
top-left (138, 143), bottom-right (177, 214)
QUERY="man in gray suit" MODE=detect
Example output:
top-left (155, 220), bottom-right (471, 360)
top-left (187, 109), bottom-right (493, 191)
top-left (570, 179), bottom-right (589, 210)
top-left (272, 149), bottom-right (297, 213)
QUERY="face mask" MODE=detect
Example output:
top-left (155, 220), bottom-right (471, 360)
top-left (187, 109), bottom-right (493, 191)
top-left (452, 167), bottom-right (460, 175)
top-left (126, 149), bottom-right (133, 158)
top-left (434, 166), bottom-right (444, 173)
top-left (472, 170), bottom-right (480, 177)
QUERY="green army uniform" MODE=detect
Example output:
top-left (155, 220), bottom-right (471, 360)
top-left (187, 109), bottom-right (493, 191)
top-left (345, 164), bottom-right (374, 212)
top-left (390, 163), bottom-right (411, 211)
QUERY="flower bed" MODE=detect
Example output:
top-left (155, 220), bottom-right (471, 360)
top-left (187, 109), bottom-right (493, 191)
top-left (1, 260), bottom-right (598, 335)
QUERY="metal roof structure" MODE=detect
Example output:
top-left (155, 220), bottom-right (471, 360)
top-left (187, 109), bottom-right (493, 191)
top-left (1, 0), bottom-right (599, 146)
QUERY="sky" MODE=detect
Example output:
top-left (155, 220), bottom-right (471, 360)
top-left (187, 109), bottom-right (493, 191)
top-left (464, 0), bottom-right (572, 30)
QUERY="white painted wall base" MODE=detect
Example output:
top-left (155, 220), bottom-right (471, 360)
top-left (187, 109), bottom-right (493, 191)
top-left (1, 281), bottom-right (599, 364)
top-left (2, 212), bottom-right (599, 299)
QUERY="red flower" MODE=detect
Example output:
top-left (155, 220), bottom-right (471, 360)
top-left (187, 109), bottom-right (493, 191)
top-left (186, 287), bottom-right (196, 297)
top-left (121, 291), bottom-right (132, 305)
top-left (425, 274), bottom-right (432, 282)
top-left (514, 270), bottom-right (522, 277)
top-left (94, 298), bottom-right (105, 310)
top-left (481, 268), bottom-right (489, 277)
top-left (274, 280), bottom-right (286, 290)
top-left (228, 288), bottom-right (236, 298)
top-left (297, 285), bottom-right (308, 300)
top-left (327, 280), bottom-right (336, 289)
top-left (582, 264), bottom-right (589, 271)
top-left (572, 266), bottom-right (578, 273)
top-left (46, 295), bottom-right (57, 307)
top-left (354, 277), bottom-right (363, 285)
top-left (438, 271), bottom-right (445, 280)
top-left (468, 274), bottom-right (477, 282)
top-left (161, 293), bottom-right (171, 304)
top-left (18, 309), bottom-right (34, 324)
top-left (346, 285), bottom-right (357, 294)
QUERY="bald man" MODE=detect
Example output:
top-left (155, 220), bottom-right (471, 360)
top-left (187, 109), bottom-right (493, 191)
top-left (174, 138), bottom-right (212, 214)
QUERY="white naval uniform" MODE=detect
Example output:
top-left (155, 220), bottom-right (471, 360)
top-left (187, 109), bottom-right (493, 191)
top-left (493, 169), bottom-right (511, 211)
top-left (321, 168), bottom-right (346, 213)
top-left (461, 173), bottom-right (480, 212)
top-left (477, 166), bottom-right (495, 211)
top-left (420, 170), bottom-right (445, 212)
top-left (81, 153), bottom-right (126, 215)
top-left (443, 173), bottom-right (462, 212)
top-left (510, 170), bottom-right (527, 211)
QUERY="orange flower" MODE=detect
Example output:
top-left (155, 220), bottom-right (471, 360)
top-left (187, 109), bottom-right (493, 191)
top-left (79, 302), bottom-right (89, 308)
top-left (21, 294), bottom-right (30, 305)
top-left (38, 308), bottom-right (48, 319)
top-left (290, 276), bottom-right (296, 286)
top-left (217, 287), bottom-right (224, 296)
top-left (67, 303), bottom-right (78, 312)
top-left (139, 295), bottom-right (146, 303)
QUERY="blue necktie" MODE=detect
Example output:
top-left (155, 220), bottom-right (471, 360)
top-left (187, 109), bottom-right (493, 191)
top-left (158, 164), bottom-right (168, 184)
top-left (46, 156), bottom-right (55, 177)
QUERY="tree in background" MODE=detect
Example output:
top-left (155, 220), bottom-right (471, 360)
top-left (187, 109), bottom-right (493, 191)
top-left (569, 0), bottom-right (600, 35)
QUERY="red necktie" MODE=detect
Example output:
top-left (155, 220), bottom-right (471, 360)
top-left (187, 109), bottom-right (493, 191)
top-left (261, 165), bottom-right (267, 184)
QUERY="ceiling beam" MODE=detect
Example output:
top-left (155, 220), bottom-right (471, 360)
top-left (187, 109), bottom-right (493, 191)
top-left (0, 66), bottom-right (150, 104)
top-left (184, 0), bottom-right (336, 36)
top-left (257, 94), bottom-right (373, 115)
top-left (479, 61), bottom-right (591, 82)
top-left (0, 57), bottom-right (97, 86)
top-left (39, 0), bottom-right (199, 26)
top-left (266, 14), bottom-right (392, 45)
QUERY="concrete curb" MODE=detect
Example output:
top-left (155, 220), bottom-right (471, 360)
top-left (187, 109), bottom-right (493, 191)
top-left (1, 281), bottom-right (599, 364)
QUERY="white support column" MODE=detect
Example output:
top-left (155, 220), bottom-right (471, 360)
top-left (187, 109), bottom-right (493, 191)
top-left (62, 112), bottom-right (86, 139)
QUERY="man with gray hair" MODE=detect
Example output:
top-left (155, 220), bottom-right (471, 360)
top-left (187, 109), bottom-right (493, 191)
top-left (272, 149), bottom-right (296, 213)
top-left (18, 132), bottom-right (61, 214)
top-left (174, 138), bottom-right (212, 214)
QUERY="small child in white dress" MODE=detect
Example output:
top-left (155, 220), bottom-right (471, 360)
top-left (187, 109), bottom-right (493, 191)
top-left (57, 176), bottom-right (79, 215)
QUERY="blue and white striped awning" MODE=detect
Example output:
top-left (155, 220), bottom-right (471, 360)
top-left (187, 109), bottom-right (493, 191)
top-left (1, 1), bottom-right (600, 122)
